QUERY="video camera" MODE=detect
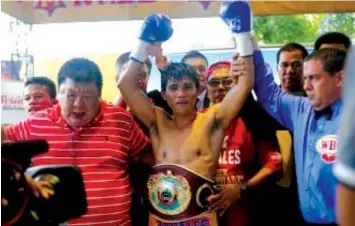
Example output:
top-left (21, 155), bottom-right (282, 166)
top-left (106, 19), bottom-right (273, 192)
top-left (1, 140), bottom-right (87, 226)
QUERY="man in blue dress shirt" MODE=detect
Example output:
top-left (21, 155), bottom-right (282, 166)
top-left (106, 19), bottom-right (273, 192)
top-left (239, 35), bottom-right (347, 225)
top-left (333, 46), bottom-right (355, 226)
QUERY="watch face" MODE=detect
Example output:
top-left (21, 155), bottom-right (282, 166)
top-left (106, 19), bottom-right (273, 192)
top-left (240, 184), bottom-right (248, 198)
top-left (240, 184), bottom-right (247, 190)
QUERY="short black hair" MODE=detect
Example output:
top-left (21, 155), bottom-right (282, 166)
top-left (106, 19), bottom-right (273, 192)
top-left (181, 50), bottom-right (209, 66)
top-left (314, 32), bottom-right (352, 51)
top-left (160, 62), bottom-right (200, 92)
top-left (115, 51), bottom-right (152, 74)
top-left (305, 48), bottom-right (347, 76)
top-left (58, 58), bottom-right (103, 95)
top-left (276, 42), bottom-right (309, 63)
top-left (24, 76), bottom-right (57, 99)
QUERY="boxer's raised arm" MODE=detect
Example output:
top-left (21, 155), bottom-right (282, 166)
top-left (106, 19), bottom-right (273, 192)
top-left (118, 61), bottom-right (156, 128)
top-left (118, 14), bottom-right (173, 129)
top-left (215, 1), bottom-right (254, 130)
top-left (217, 55), bottom-right (254, 130)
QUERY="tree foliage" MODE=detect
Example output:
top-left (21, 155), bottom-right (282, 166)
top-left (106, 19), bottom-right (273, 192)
top-left (253, 13), bottom-right (355, 45)
top-left (328, 13), bottom-right (355, 37)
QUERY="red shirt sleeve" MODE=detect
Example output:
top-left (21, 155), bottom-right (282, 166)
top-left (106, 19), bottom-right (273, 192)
top-left (5, 120), bottom-right (32, 141)
top-left (258, 140), bottom-right (283, 172)
top-left (128, 118), bottom-right (151, 157)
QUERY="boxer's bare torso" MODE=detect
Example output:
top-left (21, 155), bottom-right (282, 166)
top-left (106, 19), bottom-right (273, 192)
top-left (119, 56), bottom-right (253, 178)
top-left (119, 53), bottom-right (253, 225)
top-left (151, 106), bottom-right (223, 180)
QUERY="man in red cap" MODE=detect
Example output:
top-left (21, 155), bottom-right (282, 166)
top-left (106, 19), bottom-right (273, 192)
top-left (203, 60), bottom-right (282, 226)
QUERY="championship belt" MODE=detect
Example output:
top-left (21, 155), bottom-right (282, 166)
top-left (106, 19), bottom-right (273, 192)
top-left (147, 164), bottom-right (218, 225)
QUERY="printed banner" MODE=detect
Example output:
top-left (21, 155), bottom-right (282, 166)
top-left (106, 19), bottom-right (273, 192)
top-left (1, 80), bottom-right (27, 125)
top-left (1, 61), bottom-right (22, 81)
top-left (2, 1), bottom-right (355, 24)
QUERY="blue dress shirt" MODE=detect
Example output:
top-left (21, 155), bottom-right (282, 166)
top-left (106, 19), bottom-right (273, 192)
top-left (253, 50), bottom-right (341, 224)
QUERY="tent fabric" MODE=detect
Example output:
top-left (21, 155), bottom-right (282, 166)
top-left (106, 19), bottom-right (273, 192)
top-left (2, 1), bottom-right (355, 24)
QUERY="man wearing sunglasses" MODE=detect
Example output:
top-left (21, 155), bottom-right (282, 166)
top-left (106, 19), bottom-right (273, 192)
top-left (203, 60), bottom-right (282, 226)
top-left (182, 50), bottom-right (210, 110)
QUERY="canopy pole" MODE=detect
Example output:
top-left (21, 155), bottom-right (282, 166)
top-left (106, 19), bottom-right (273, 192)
top-left (9, 18), bottom-right (34, 80)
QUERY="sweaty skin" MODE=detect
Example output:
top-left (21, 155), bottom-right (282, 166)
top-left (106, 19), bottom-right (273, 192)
top-left (118, 50), bottom-right (254, 181)
top-left (119, 44), bottom-right (253, 226)
top-left (151, 104), bottom-right (220, 178)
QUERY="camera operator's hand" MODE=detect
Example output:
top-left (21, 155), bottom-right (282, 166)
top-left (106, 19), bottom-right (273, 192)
top-left (25, 175), bottom-right (54, 199)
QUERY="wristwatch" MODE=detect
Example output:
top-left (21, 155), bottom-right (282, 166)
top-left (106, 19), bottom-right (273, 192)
top-left (239, 183), bottom-right (249, 199)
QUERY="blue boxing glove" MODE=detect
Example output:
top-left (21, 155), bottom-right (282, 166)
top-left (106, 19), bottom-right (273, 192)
top-left (130, 14), bottom-right (173, 63)
top-left (220, 0), bottom-right (253, 57)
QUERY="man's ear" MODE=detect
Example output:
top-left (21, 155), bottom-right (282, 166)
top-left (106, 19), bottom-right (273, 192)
top-left (115, 74), bottom-right (120, 84)
top-left (336, 70), bottom-right (345, 87)
top-left (276, 65), bottom-right (283, 82)
top-left (161, 91), bottom-right (167, 101)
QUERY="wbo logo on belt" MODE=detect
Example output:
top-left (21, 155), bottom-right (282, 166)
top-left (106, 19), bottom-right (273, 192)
top-left (147, 170), bottom-right (192, 215)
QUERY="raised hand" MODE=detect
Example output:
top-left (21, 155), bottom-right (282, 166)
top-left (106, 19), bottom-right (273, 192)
top-left (230, 53), bottom-right (248, 78)
top-left (220, 1), bottom-right (253, 57)
top-left (155, 55), bottom-right (170, 70)
top-left (130, 14), bottom-right (173, 64)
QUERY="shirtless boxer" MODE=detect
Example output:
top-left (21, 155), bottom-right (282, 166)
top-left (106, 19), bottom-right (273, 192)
top-left (118, 2), bottom-right (254, 225)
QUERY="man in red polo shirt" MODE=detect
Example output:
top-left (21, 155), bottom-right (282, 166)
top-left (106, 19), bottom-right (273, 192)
top-left (2, 58), bottom-right (150, 226)
top-left (23, 76), bottom-right (58, 114)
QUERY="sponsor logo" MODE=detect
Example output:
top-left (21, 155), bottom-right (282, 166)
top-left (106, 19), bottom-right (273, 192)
top-left (189, 0), bottom-right (213, 11)
top-left (147, 170), bottom-right (191, 216)
top-left (30, 0), bottom-right (158, 17)
top-left (34, 1), bottom-right (67, 17)
top-left (1, 95), bottom-right (24, 110)
top-left (29, 0), bottom-right (212, 17)
top-left (316, 135), bottom-right (338, 163)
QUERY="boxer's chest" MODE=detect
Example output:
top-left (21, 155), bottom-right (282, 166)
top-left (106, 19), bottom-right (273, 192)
top-left (154, 110), bottom-right (221, 169)
top-left (155, 120), bottom-right (216, 165)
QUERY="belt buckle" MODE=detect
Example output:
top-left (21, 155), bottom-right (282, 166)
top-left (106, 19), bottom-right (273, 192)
top-left (196, 183), bottom-right (214, 208)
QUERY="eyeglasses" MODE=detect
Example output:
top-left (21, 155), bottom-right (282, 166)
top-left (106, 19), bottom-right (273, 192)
top-left (191, 65), bottom-right (207, 73)
top-left (207, 79), bottom-right (233, 88)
